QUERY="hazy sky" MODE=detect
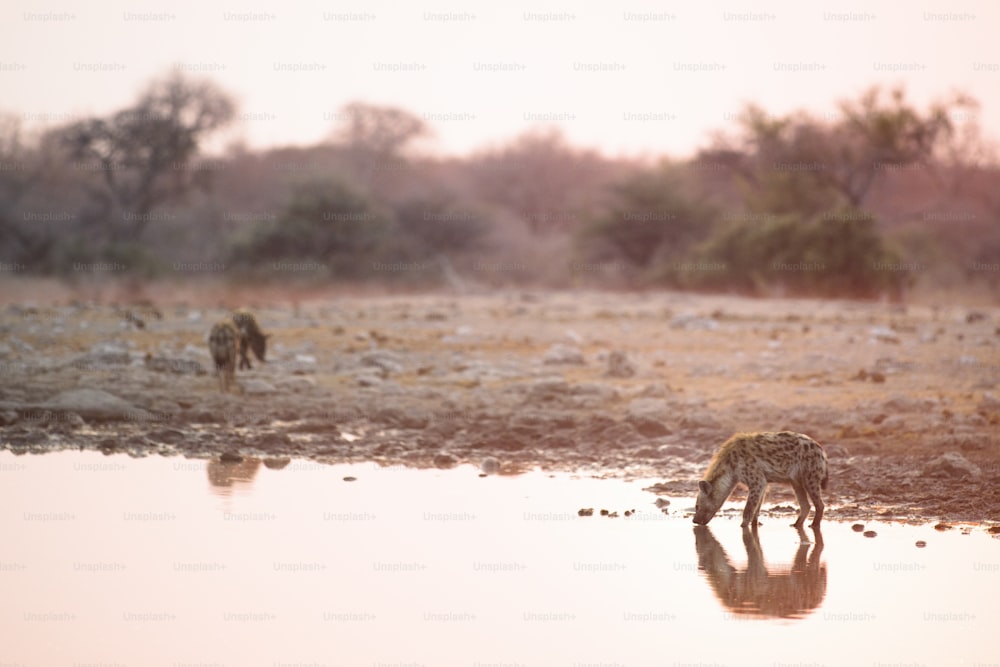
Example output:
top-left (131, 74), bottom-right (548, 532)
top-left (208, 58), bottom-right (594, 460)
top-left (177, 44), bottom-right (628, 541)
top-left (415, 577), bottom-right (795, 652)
top-left (2, 0), bottom-right (997, 158)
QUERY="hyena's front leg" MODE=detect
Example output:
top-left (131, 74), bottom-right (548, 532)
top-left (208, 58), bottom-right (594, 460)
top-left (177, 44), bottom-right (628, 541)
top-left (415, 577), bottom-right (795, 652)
top-left (790, 480), bottom-right (811, 528)
top-left (741, 473), bottom-right (767, 528)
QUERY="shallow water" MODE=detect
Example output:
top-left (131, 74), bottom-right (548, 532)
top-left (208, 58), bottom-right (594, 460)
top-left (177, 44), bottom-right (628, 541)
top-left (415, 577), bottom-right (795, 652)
top-left (1, 451), bottom-right (997, 667)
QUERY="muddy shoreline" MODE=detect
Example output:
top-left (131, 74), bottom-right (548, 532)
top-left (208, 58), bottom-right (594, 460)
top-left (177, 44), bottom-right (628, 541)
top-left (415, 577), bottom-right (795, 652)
top-left (1, 290), bottom-right (998, 525)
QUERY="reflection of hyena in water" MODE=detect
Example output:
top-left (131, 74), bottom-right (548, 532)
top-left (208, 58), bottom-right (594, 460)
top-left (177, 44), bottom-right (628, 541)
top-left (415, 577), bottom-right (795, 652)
top-left (694, 525), bottom-right (826, 619)
top-left (232, 309), bottom-right (269, 371)
top-left (693, 432), bottom-right (828, 528)
top-left (208, 321), bottom-right (239, 393)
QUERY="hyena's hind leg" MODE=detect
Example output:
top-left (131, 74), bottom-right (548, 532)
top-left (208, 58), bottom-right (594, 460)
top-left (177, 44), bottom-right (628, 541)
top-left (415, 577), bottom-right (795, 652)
top-left (804, 476), bottom-right (825, 527)
top-left (237, 337), bottom-right (252, 370)
top-left (790, 480), bottom-right (812, 528)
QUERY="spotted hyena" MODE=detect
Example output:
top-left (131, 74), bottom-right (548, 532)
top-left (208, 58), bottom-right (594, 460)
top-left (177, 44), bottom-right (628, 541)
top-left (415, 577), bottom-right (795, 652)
top-left (232, 309), bottom-right (269, 370)
top-left (693, 432), bottom-right (828, 528)
top-left (208, 321), bottom-right (238, 392)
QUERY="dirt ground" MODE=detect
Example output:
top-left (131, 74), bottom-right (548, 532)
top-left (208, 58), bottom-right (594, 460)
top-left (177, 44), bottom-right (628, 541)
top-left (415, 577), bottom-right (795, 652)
top-left (1, 282), bottom-right (999, 526)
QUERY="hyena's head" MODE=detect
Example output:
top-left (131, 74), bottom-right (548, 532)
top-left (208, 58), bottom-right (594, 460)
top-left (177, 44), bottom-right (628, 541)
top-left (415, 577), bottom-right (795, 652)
top-left (693, 479), bottom-right (725, 525)
top-left (249, 332), bottom-right (268, 362)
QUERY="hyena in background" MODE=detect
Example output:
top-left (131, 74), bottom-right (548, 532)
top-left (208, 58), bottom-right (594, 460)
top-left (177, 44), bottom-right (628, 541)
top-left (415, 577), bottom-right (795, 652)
top-left (693, 432), bottom-right (828, 529)
top-left (208, 321), bottom-right (239, 392)
top-left (232, 309), bottom-right (269, 370)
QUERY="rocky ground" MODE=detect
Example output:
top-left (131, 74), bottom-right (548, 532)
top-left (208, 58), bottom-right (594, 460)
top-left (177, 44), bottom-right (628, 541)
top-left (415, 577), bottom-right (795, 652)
top-left (1, 288), bottom-right (999, 526)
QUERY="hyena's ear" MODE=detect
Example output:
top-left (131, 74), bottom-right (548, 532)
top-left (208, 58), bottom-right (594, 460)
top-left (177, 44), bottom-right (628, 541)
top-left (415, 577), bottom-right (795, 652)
top-left (698, 480), bottom-right (712, 495)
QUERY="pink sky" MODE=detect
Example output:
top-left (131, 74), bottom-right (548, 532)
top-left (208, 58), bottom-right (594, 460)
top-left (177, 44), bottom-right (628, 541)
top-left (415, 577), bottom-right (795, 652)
top-left (2, 0), bottom-right (997, 158)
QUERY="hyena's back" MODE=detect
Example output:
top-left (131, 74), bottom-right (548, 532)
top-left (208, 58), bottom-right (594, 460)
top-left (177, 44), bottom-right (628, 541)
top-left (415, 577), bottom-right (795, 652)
top-left (208, 321), bottom-right (238, 392)
top-left (728, 432), bottom-right (828, 489)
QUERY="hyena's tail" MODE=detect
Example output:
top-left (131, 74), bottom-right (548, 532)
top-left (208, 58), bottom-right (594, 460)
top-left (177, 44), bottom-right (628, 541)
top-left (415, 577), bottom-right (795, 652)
top-left (821, 468), bottom-right (829, 490)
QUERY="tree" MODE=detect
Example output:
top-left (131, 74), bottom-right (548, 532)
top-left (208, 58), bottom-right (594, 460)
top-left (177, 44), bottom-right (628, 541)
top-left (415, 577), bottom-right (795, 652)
top-left (704, 86), bottom-right (973, 216)
top-left (577, 164), bottom-right (718, 270)
top-left (0, 114), bottom-right (52, 266)
top-left (392, 196), bottom-right (491, 257)
top-left (469, 128), bottom-right (617, 235)
top-left (330, 102), bottom-right (429, 189)
top-left (231, 179), bottom-right (392, 278)
top-left (59, 70), bottom-right (235, 245)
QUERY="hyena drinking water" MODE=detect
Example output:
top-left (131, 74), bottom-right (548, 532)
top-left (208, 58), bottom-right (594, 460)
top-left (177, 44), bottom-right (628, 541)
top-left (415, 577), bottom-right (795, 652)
top-left (693, 432), bottom-right (828, 528)
top-left (208, 321), bottom-right (239, 392)
top-left (232, 309), bottom-right (269, 370)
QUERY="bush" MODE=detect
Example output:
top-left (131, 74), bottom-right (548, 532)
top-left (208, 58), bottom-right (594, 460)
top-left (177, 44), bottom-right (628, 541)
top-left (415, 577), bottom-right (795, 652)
top-left (575, 167), bottom-right (718, 281)
top-left (230, 179), bottom-right (392, 279)
top-left (688, 207), bottom-right (911, 298)
top-left (391, 196), bottom-right (492, 257)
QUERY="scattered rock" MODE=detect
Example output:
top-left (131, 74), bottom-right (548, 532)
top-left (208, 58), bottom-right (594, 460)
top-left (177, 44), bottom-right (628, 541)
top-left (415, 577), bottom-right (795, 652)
top-left (343, 476), bottom-right (357, 482)
top-left (578, 508), bottom-right (594, 517)
top-left (361, 350), bottom-right (404, 375)
top-left (915, 540), bottom-right (927, 548)
top-left (882, 394), bottom-right (934, 413)
top-left (636, 383), bottom-right (669, 398)
top-left (280, 377), bottom-right (317, 391)
top-left (148, 429), bottom-right (186, 444)
top-left (432, 452), bottom-right (458, 469)
top-left (654, 498), bottom-right (671, 509)
top-left (869, 327), bottom-right (901, 344)
top-left (242, 379), bottom-right (277, 395)
top-left (923, 452), bottom-right (982, 479)
top-left (605, 350), bottom-right (636, 378)
top-left (219, 451), bottom-right (243, 463)
top-left (375, 407), bottom-right (429, 430)
top-left (38, 388), bottom-right (153, 423)
top-left (626, 414), bottom-right (671, 438)
top-left (63, 412), bottom-right (85, 428)
top-left (542, 344), bottom-right (585, 365)
top-left (825, 444), bottom-right (850, 457)
top-left (263, 458), bottom-right (291, 470)
top-left (979, 392), bottom-right (1000, 412)
top-left (626, 398), bottom-right (669, 420)
top-left (670, 314), bottom-right (719, 331)
top-left (863, 530), bottom-right (877, 538)
top-left (934, 523), bottom-right (952, 531)
top-left (256, 432), bottom-right (292, 448)
top-left (852, 523), bottom-right (865, 532)
top-left (69, 351), bottom-right (131, 370)
top-left (539, 434), bottom-right (575, 449)
top-left (480, 457), bottom-right (500, 475)
top-left (355, 372), bottom-right (383, 387)
top-left (144, 355), bottom-right (206, 375)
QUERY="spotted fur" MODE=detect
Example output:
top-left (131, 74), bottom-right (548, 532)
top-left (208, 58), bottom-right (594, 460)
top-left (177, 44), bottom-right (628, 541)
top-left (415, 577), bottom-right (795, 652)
top-left (208, 321), bottom-right (238, 392)
top-left (693, 431), bottom-right (829, 528)
top-left (232, 309), bottom-right (269, 370)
